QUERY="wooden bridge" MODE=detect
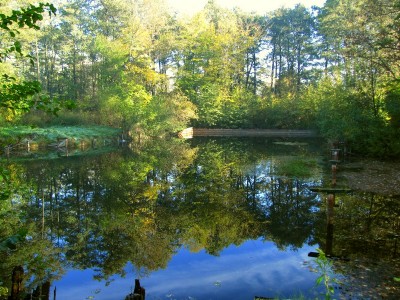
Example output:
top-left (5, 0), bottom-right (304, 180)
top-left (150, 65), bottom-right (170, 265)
top-left (178, 127), bottom-right (318, 138)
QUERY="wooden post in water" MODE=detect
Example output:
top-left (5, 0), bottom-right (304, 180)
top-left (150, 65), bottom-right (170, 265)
top-left (134, 279), bottom-right (145, 300)
top-left (330, 148), bottom-right (340, 161)
top-left (330, 148), bottom-right (341, 187)
top-left (43, 281), bottom-right (51, 299)
top-left (331, 164), bottom-right (337, 186)
top-left (10, 266), bottom-right (24, 300)
top-left (326, 148), bottom-right (339, 256)
top-left (326, 194), bottom-right (335, 256)
top-left (30, 281), bottom-right (50, 300)
top-left (308, 146), bottom-right (351, 261)
top-left (125, 279), bottom-right (145, 300)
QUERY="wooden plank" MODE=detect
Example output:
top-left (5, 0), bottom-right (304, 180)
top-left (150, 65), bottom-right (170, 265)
top-left (329, 160), bottom-right (341, 164)
top-left (178, 128), bottom-right (318, 138)
top-left (310, 187), bottom-right (352, 193)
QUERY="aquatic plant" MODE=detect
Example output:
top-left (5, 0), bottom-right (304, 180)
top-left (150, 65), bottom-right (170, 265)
top-left (313, 248), bottom-right (338, 299)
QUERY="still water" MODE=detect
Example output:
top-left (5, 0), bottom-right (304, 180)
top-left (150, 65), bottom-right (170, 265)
top-left (1, 137), bottom-right (399, 299)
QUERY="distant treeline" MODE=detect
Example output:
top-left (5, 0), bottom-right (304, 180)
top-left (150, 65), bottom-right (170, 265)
top-left (1, 0), bottom-right (399, 157)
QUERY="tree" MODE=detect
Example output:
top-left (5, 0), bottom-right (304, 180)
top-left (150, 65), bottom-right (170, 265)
top-left (266, 5), bottom-right (317, 95)
top-left (174, 2), bottom-right (264, 128)
top-left (313, 0), bottom-right (400, 156)
top-left (0, 2), bottom-right (61, 121)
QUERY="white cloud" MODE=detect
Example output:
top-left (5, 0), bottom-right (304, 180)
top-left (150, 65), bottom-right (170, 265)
top-left (52, 241), bottom-right (322, 299)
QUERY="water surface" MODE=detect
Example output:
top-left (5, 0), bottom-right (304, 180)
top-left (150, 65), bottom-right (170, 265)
top-left (1, 137), bottom-right (398, 299)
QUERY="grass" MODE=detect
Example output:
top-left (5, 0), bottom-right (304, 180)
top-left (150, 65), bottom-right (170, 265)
top-left (276, 156), bottom-right (322, 179)
top-left (0, 125), bottom-right (122, 148)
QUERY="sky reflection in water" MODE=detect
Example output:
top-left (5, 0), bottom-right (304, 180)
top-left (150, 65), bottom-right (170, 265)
top-left (4, 137), bottom-right (399, 299)
top-left (53, 239), bottom-right (323, 300)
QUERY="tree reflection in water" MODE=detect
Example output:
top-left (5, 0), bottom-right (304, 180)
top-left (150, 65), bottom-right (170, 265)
top-left (0, 137), bottom-right (398, 299)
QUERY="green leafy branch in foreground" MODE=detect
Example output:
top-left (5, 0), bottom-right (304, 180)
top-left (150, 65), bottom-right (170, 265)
top-left (0, 2), bottom-right (73, 120)
top-left (312, 248), bottom-right (340, 299)
top-left (0, 75), bottom-right (75, 120)
top-left (0, 2), bottom-right (56, 62)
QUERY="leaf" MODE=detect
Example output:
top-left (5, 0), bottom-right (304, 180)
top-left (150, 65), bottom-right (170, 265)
top-left (14, 41), bottom-right (22, 53)
top-left (316, 275), bottom-right (324, 285)
top-left (394, 277), bottom-right (400, 282)
top-left (0, 235), bottom-right (22, 251)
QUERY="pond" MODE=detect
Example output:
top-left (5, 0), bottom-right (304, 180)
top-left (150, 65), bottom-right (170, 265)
top-left (0, 137), bottom-right (399, 299)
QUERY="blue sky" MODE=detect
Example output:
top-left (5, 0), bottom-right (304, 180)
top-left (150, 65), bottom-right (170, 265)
top-left (52, 240), bottom-right (325, 299)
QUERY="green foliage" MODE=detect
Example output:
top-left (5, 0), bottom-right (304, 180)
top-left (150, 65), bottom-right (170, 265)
top-left (0, 2), bottom-right (56, 62)
top-left (142, 91), bottom-right (197, 136)
top-left (0, 0), bottom-right (399, 158)
top-left (0, 3), bottom-right (56, 31)
top-left (0, 76), bottom-right (73, 121)
top-left (220, 87), bottom-right (259, 128)
top-left (0, 125), bottom-right (121, 148)
top-left (312, 248), bottom-right (338, 299)
top-left (100, 82), bottom-right (152, 132)
top-left (267, 4), bottom-right (317, 94)
top-left (307, 76), bottom-right (363, 141)
top-left (385, 81), bottom-right (400, 128)
top-left (194, 83), bottom-right (222, 127)
top-left (261, 93), bottom-right (315, 129)
top-left (275, 156), bottom-right (320, 179)
top-left (0, 167), bottom-right (11, 201)
top-left (175, 6), bottom-right (265, 129)
top-left (300, 75), bottom-right (400, 157)
top-left (0, 229), bottom-right (27, 251)
top-left (0, 2), bottom-right (74, 121)
top-left (19, 110), bottom-right (100, 127)
top-left (0, 285), bottom-right (7, 297)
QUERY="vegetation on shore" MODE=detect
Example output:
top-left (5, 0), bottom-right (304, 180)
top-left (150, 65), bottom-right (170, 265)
top-left (1, 0), bottom-right (400, 159)
top-left (1, 2), bottom-right (399, 298)
top-left (0, 125), bottom-right (121, 150)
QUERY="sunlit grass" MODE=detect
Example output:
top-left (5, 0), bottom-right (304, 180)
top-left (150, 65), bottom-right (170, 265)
top-left (0, 125), bottom-right (121, 146)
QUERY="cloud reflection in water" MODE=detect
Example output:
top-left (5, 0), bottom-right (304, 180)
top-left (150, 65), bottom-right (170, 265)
top-left (53, 239), bottom-right (322, 299)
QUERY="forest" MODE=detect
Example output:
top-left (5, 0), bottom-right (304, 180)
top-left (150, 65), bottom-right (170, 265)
top-left (1, 0), bottom-right (400, 158)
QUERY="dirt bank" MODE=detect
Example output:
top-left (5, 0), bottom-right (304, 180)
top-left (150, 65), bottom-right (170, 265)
top-left (340, 160), bottom-right (400, 196)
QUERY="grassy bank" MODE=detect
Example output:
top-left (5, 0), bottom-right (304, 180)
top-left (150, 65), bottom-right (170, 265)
top-left (0, 125), bottom-right (122, 152)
